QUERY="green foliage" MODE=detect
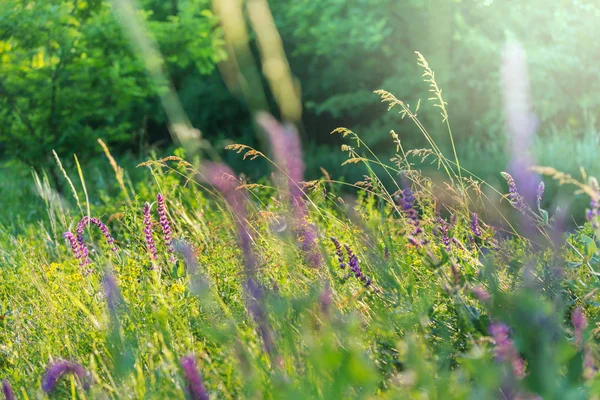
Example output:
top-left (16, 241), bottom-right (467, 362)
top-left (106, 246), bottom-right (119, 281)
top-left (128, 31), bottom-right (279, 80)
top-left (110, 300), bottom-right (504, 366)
top-left (0, 0), bottom-right (222, 168)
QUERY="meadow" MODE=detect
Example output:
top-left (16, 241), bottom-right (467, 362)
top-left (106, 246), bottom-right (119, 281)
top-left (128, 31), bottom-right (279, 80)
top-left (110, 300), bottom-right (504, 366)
top-left (2, 67), bottom-right (600, 398)
top-left (3, 1), bottom-right (600, 398)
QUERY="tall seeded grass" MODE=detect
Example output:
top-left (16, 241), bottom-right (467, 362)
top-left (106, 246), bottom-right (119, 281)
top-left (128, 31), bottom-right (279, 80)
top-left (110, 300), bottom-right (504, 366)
top-left (2, 3), bottom-right (600, 399)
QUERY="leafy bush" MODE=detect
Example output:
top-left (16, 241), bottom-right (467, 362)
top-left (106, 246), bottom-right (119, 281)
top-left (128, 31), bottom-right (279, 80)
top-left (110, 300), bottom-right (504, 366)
top-left (0, 0), bottom-right (222, 170)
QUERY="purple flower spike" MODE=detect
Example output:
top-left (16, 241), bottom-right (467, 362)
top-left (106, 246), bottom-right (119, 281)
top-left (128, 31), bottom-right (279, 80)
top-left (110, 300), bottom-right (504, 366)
top-left (257, 113), bottom-right (322, 268)
top-left (586, 194), bottom-right (600, 229)
top-left (470, 213), bottom-right (482, 238)
top-left (344, 244), bottom-right (371, 288)
top-left (157, 193), bottom-right (176, 262)
top-left (75, 216), bottom-right (118, 266)
top-left (63, 231), bottom-right (80, 260)
top-left (180, 355), bottom-right (209, 400)
top-left (42, 360), bottom-right (92, 393)
top-left (395, 176), bottom-right (427, 247)
top-left (501, 172), bottom-right (528, 213)
top-left (536, 181), bottom-right (545, 210)
top-left (329, 237), bottom-right (346, 269)
top-left (435, 216), bottom-right (451, 250)
top-left (143, 202), bottom-right (157, 260)
top-left (2, 380), bottom-right (15, 400)
top-left (489, 322), bottom-right (525, 378)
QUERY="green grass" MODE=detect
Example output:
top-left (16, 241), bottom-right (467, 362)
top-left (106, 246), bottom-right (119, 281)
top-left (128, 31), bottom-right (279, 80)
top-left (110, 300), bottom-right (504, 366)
top-left (1, 129), bottom-right (600, 399)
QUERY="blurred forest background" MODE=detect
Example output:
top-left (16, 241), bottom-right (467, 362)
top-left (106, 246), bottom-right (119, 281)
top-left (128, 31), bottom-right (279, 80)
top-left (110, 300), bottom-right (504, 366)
top-left (1, 0), bottom-right (600, 205)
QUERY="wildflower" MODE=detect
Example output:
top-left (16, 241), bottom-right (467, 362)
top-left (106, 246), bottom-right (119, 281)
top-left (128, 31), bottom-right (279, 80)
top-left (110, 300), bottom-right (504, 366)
top-left (180, 355), bottom-right (209, 400)
top-left (157, 193), bottom-right (176, 261)
top-left (489, 322), bottom-right (525, 378)
top-left (42, 360), bottom-right (92, 393)
top-left (586, 194), bottom-right (600, 229)
top-left (435, 216), bottom-right (450, 250)
top-left (536, 181), bottom-right (545, 210)
top-left (75, 216), bottom-right (118, 266)
top-left (396, 178), bottom-right (424, 246)
top-left (329, 237), bottom-right (346, 269)
top-left (384, 246), bottom-right (389, 260)
top-left (62, 231), bottom-right (80, 260)
top-left (203, 163), bottom-right (274, 356)
top-left (2, 380), bottom-right (14, 400)
top-left (143, 202), bottom-right (157, 260)
top-left (501, 172), bottom-right (527, 213)
top-left (470, 213), bottom-right (482, 238)
top-left (344, 244), bottom-right (371, 287)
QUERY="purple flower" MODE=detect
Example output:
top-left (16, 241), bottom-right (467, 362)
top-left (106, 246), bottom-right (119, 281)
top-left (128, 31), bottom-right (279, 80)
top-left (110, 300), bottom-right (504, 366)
top-left (143, 202), bottom-right (157, 260)
top-left (329, 237), bottom-right (346, 269)
top-left (344, 244), bottom-right (372, 287)
top-left (395, 177), bottom-right (424, 247)
top-left (489, 322), bottom-right (525, 378)
top-left (2, 380), bottom-right (14, 400)
top-left (157, 193), bottom-right (176, 262)
top-left (42, 360), bottom-right (91, 393)
top-left (203, 163), bottom-right (253, 268)
top-left (501, 172), bottom-right (528, 213)
top-left (536, 181), bottom-right (545, 210)
top-left (501, 41), bottom-right (539, 213)
top-left (435, 216), bottom-right (451, 250)
top-left (75, 216), bottom-right (118, 266)
top-left (586, 194), bottom-right (600, 229)
top-left (62, 231), bottom-right (80, 260)
top-left (470, 213), bottom-right (482, 238)
top-left (180, 355), bottom-right (209, 400)
top-left (202, 163), bottom-right (274, 355)
top-left (257, 113), bottom-right (321, 268)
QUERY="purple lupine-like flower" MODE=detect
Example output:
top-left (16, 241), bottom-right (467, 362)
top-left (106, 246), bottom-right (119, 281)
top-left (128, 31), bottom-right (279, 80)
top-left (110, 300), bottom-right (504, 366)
top-left (536, 181), bottom-right (545, 210)
top-left (586, 193), bottom-right (600, 229)
top-left (470, 213), bottom-right (482, 238)
top-left (75, 216), bottom-right (118, 266)
top-left (501, 172), bottom-right (528, 213)
top-left (502, 41), bottom-right (539, 214)
top-left (395, 177), bottom-right (424, 247)
top-left (489, 322), bottom-right (525, 378)
top-left (143, 202), bottom-right (157, 260)
top-left (42, 360), bottom-right (92, 393)
top-left (330, 237), bottom-right (346, 269)
top-left (203, 163), bottom-right (253, 269)
top-left (257, 113), bottom-right (322, 268)
top-left (180, 355), bottom-right (209, 400)
top-left (2, 380), bottom-right (14, 400)
top-left (63, 231), bottom-right (80, 260)
top-left (157, 193), bottom-right (176, 261)
top-left (202, 163), bottom-right (274, 355)
top-left (344, 244), bottom-right (372, 287)
top-left (572, 307), bottom-right (587, 346)
top-left (435, 216), bottom-right (451, 250)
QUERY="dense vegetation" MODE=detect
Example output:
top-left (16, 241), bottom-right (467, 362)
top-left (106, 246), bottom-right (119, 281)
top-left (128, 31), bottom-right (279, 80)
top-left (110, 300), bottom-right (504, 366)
top-left (2, 0), bottom-right (600, 398)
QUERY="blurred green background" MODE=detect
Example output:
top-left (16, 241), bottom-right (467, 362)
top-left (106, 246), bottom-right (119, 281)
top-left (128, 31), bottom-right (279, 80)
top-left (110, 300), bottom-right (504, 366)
top-left (1, 0), bottom-right (600, 197)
